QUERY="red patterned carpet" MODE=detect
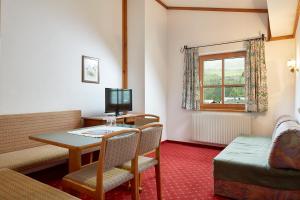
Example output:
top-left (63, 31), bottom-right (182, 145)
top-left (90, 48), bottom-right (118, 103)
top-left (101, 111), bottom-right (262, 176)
top-left (30, 142), bottom-right (227, 200)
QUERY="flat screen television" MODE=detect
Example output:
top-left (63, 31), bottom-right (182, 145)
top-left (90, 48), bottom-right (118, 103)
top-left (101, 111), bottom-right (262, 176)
top-left (105, 88), bottom-right (132, 116)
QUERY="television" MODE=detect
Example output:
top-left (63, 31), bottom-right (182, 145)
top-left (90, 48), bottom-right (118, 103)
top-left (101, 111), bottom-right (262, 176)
top-left (105, 88), bottom-right (132, 116)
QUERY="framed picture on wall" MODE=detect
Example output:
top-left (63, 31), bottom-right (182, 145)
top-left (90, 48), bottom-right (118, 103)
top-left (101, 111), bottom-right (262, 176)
top-left (82, 55), bottom-right (99, 84)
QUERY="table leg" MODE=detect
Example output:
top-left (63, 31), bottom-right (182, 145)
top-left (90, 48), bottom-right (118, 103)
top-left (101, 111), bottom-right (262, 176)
top-left (68, 149), bottom-right (82, 172)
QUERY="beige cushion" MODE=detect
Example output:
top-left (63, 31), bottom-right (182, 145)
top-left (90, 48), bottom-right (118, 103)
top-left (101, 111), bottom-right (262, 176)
top-left (120, 156), bottom-right (158, 173)
top-left (0, 145), bottom-right (68, 173)
top-left (64, 162), bottom-right (133, 192)
top-left (0, 168), bottom-right (79, 200)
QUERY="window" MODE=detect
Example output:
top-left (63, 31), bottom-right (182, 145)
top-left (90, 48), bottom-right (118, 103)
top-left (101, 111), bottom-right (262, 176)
top-left (199, 51), bottom-right (246, 112)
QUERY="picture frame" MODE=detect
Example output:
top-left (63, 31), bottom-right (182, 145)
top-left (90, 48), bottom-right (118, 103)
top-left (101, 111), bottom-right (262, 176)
top-left (82, 55), bottom-right (99, 84)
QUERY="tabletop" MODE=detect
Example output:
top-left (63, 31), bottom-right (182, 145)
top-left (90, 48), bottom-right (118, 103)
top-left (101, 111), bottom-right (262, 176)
top-left (29, 124), bottom-right (136, 150)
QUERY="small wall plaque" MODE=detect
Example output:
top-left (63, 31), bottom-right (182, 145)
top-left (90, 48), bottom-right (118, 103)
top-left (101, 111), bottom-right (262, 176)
top-left (82, 55), bottom-right (99, 84)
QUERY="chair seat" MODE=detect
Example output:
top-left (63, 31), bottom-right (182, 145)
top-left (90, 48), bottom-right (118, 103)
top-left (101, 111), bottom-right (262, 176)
top-left (64, 162), bottom-right (134, 192)
top-left (120, 156), bottom-right (158, 173)
top-left (0, 145), bottom-right (68, 173)
top-left (0, 168), bottom-right (79, 200)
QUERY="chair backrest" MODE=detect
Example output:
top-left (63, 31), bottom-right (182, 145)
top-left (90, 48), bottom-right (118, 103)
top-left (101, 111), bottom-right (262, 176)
top-left (0, 110), bottom-right (81, 154)
top-left (99, 129), bottom-right (140, 171)
top-left (138, 123), bottom-right (163, 155)
top-left (134, 114), bottom-right (160, 127)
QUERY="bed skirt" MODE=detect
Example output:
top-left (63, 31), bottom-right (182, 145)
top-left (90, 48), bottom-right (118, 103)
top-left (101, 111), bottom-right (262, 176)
top-left (214, 179), bottom-right (300, 200)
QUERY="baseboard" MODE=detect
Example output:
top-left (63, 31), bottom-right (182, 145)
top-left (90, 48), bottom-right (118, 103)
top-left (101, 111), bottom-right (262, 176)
top-left (160, 140), bottom-right (168, 144)
top-left (164, 139), bottom-right (225, 150)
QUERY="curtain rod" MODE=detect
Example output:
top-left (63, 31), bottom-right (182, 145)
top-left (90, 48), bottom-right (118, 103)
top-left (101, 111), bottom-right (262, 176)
top-left (183, 34), bottom-right (265, 50)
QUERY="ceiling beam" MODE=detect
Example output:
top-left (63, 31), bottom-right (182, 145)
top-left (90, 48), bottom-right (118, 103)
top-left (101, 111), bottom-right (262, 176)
top-left (269, 35), bottom-right (294, 41)
top-left (122, 0), bottom-right (128, 89)
top-left (155, 0), bottom-right (168, 9)
top-left (155, 0), bottom-right (268, 13)
top-left (293, 0), bottom-right (300, 37)
top-left (167, 6), bottom-right (268, 13)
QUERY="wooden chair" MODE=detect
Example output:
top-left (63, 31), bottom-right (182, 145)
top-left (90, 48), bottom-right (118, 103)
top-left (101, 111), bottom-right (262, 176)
top-left (120, 123), bottom-right (163, 200)
top-left (133, 114), bottom-right (160, 127)
top-left (62, 129), bottom-right (141, 200)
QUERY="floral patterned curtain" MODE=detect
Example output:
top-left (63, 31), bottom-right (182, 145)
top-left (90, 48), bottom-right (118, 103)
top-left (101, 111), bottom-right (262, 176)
top-left (182, 48), bottom-right (200, 110)
top-left (245, 39), bottom-right (268, 112)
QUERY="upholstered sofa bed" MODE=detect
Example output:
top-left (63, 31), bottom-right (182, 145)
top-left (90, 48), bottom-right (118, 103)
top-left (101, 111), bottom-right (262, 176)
top-left (214, 115), bottom-right (300, 200)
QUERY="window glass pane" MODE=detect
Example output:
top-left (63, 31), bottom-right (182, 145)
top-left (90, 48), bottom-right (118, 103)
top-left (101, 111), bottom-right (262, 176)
top-left (203, 87), bottom-right (222, 104)
top-left (224, 57), bottom-right (245, 85)
top-left (203, 60), bottom-right (222, 86)
top-left (224, 87), bottom-right (245, 104)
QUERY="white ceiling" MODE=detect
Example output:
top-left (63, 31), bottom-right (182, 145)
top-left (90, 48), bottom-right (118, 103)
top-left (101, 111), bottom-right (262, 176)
top-left (268, 0), bottom-right (298, 37)
top-left (161, 0), bottom-right (268, 9)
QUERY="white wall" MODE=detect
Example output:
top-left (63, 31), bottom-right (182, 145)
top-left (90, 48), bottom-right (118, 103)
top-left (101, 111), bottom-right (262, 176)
top-left (128, 0), bottom-right (145, 113)
top-left (0, 0), bottom-right (4, 113)
top-left (145, 0), bottom-right (168, 140)
top-left (0, 0), bottom-right (122, 115)
top-left (128, 0), bottom-right (168, 140)
top-left (255, 39), bottom-right (295, 135)
top-left (167, 10), bottom-right (295, 142)
top-left (295, 17), bottom-right (300, 121)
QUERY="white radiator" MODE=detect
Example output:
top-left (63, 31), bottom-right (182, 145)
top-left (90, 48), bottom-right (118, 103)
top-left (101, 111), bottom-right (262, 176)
top-left (192, 112), bottom-right (252, 145)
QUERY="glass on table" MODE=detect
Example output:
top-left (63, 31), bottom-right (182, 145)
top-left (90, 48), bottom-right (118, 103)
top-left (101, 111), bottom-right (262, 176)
top-left (106, 116), bottom-right (117, 126)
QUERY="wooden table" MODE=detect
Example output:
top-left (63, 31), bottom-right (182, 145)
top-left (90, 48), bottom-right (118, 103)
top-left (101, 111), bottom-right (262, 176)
top-left (29, 125), bottom-right (135, 172)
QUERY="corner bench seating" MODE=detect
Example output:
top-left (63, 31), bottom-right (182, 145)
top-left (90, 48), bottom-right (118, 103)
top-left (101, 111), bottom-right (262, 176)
top-left (0, 110), bottom-right (87, 174)
top-left (214, 115), bottom-right (300, 200)
top-left (0, 168), bottom-right (79, 200)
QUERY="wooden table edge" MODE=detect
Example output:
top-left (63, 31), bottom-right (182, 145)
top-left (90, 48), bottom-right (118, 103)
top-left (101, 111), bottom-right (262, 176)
top-left (29, 135), bottom-right (101, 150)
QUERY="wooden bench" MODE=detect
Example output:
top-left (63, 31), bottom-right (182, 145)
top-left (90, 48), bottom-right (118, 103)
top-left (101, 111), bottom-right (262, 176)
top-left (0, 110), bottom-right (82, 174)
top-left (0, 168), bottom-right (79, 200)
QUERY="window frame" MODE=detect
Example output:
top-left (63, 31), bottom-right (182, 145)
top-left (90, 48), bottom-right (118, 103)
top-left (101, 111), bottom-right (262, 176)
top-left (199, 51), bottom-right (246, 112)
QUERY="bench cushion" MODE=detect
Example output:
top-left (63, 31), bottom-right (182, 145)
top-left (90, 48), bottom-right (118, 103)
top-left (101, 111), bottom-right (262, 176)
top-left (0, 110), bottom-right (81, 154)
top-left (214, 136), bottom-right (300, 190)
top-left (0, 145), bottom-right (68, 174)
top-left (269, 121), bottom-right (300, 170)
top-left (0, 168), bottom-right (79, 200)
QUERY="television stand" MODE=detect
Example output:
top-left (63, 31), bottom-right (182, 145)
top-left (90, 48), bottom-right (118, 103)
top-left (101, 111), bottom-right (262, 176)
top-left (114, 110), bottom-right (121, 116)
top-left (82, 113), bottom-right (144, 127)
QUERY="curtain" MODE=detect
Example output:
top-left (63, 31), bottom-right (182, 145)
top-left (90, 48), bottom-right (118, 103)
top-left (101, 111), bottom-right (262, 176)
top-left (245, 39), bottom-right (268, 112)
top-left (182, 48), bottom-right (200, 110)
